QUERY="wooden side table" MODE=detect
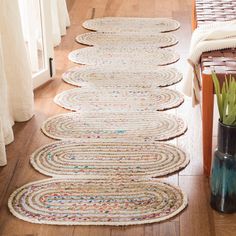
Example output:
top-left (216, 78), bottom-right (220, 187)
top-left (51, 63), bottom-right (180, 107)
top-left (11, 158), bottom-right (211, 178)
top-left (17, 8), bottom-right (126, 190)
top-left (192, 0), bottom-right (236, 176)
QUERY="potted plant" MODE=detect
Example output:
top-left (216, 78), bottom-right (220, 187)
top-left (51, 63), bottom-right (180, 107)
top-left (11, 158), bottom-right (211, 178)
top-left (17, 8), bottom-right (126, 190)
top-left (210, 73), bottom-right (236, 213)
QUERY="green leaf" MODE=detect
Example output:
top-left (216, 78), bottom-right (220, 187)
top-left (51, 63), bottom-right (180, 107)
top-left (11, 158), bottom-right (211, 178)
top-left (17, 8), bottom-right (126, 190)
top-left (212, 73), bottom-right (236, 126)
top-left (212, 72), bottom-right (223, 121)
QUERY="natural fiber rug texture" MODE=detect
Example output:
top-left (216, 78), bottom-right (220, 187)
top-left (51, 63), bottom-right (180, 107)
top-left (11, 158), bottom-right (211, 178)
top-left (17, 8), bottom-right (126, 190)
top-left (41, 112), bottom-right (187, 141)
top-left (76, 32), bottom-right (178, 47)
top-left (53, 87), bottom-right (184, 112)
top-left (8, 178), bottom-right (187, 225)
top-left (8, 16), bottom-right (188, 226)
top-left (83, 17), bottom-right (180, 33)
top-left (68, 46), bottom-right (179, 66)
top-left (62, 66), bottom-right (183, 88)
top-left (30, 140), bottom-right (189, 178)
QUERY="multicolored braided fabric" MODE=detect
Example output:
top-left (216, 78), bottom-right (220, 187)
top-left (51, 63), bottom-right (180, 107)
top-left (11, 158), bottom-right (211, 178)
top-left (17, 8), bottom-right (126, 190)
top-left (68, 46), bottom-right (179, 66)
top-left (30, 140), bottom-right (189, 178)
top-left (76, 32), bottom-right (178, 47)
top-left (8, 178), bottom-right (187, 225)
top-left (53, 87), bottom-right (184, 112)
top-left (83, 17), bottom-right (180, 33)
top-left (62, 66), bottom-right (183, 88)
top-left (41, 112), bottom-right (187, 141)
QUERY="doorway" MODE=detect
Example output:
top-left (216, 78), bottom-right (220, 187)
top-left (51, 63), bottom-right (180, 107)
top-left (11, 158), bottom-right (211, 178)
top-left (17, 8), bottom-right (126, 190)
top-left (18, 0), bottom-right (55, 88)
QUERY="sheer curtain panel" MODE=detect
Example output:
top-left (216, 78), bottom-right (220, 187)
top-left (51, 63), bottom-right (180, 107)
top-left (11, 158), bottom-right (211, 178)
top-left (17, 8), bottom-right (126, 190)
top-left (18, 0), bottom-right (43, 73)
top-left (0, 0), bottom-right (34, 166)
top-left (51, 0), bottom-right (71, 46)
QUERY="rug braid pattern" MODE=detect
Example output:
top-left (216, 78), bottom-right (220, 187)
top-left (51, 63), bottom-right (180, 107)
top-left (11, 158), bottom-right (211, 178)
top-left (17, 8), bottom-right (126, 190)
top-left (8, 178), bottom-right (187, 225)
top-left (62, 66), bottom-right (183, 88)
top-left (76, 32), bottom-right (178, 47)
top-left (53, 87), bottom-right (184, 112)
top-left (68, 46), bottom-right (180, 66)
top-left (8, 16), bottom-right (189, 226)
top-left (41, 112), bottom-right (187, 141)
top-left (30, 140), bottom-right (189, 178)
top-left (82, 17), bottom-right (180, 33)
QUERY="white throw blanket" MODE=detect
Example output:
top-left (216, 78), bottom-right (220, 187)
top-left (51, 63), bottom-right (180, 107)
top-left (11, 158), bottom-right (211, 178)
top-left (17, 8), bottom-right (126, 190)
top-left (182, 20), bottom-right (236, 105)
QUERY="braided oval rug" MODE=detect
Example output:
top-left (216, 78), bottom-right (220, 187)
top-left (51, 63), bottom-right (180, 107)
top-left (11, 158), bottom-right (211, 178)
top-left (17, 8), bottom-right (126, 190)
top-left (82, 17), bottom-right (180, 33)
top-left (68, 46), bottom-right (179, 66)
top-left (8, 178), bottom-right (187, 225)
top-left (53, 87), bottom-right (184, 112)
top-left (30, 140), bottom-right (189, 178)
top-left (62, 66), bottom-right (183, 88)
top-left (41, 112), bottom-right (187, 141)
top-left (76, 32), bottom-right (178, 48)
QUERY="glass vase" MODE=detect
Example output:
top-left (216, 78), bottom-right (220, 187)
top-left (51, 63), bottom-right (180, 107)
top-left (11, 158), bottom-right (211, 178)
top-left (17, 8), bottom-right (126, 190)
top-left (210, 121), bottom-right (236, 213)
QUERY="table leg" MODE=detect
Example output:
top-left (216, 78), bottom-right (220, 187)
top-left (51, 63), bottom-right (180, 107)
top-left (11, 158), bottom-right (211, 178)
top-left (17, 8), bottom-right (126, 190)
top-left (202, 73), bottom-right (214, 176)
top-left (191, 0), bottom-right (197, 30)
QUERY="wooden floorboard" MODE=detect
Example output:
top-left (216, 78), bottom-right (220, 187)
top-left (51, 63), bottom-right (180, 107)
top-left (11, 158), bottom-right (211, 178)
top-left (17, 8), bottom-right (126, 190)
top-left (179, 176), bottom-right (215, 236)
top-left (1, 0), bottom-right (236, 235)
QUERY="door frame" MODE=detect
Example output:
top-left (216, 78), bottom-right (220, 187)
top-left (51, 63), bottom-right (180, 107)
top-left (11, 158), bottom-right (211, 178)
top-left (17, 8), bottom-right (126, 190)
top-left (33, 0), bottom-right (55, 89)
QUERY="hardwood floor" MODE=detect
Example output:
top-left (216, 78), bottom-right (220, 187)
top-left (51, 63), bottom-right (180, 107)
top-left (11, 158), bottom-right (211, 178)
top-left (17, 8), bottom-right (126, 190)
top-left (0, 0), bottom-right (236, 235)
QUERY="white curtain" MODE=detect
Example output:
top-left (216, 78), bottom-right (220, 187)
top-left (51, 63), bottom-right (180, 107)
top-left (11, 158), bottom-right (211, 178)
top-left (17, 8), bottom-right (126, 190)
top-left (0, 35), bottom-right (9, 166)
top-left (51, 0), bottom-right (70, 46)
top-left (0, 0), bottom-right (34, 166)
top-left (18, 0), bottom-right (70, 74)
top-left (0, 0), bottom-right (70, 165)
top-left (18, 0), bottom-right (43, 73)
